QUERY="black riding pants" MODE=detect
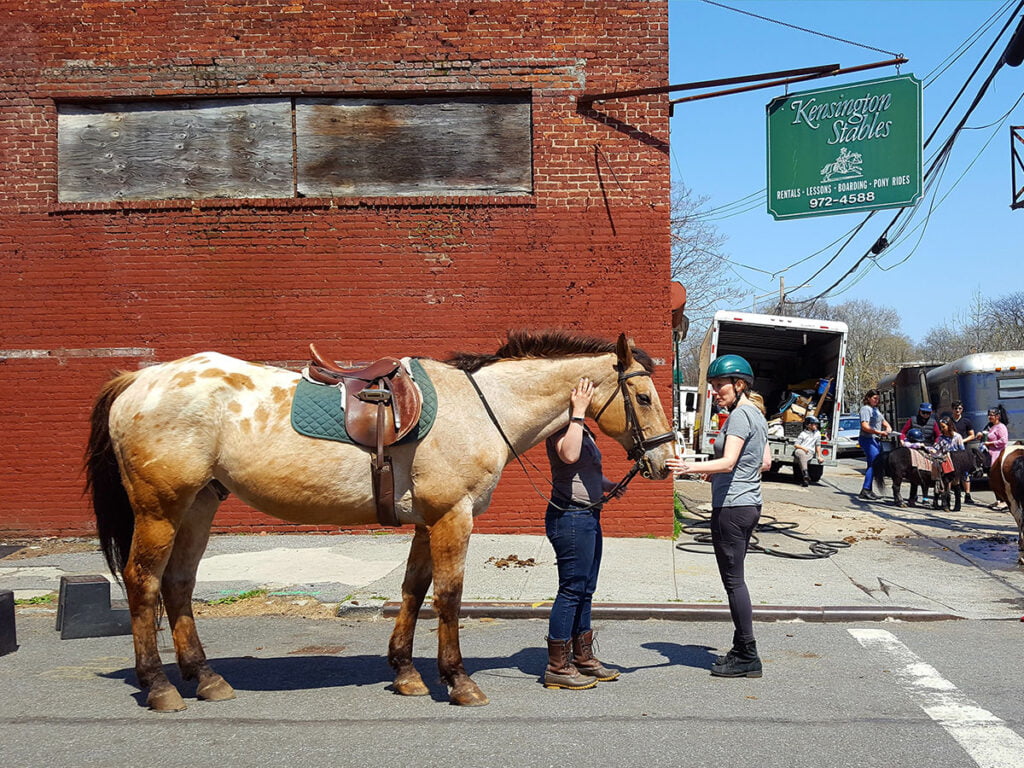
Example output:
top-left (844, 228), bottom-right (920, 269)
top-left (710, 504), bottom-right (761, 643)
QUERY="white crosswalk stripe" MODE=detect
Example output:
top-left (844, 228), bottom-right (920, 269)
top-left (850, 628), bottom-right (1024, 768)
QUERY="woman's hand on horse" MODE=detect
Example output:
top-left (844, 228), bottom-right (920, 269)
top-left (570, 377), bottom-right (594, 414)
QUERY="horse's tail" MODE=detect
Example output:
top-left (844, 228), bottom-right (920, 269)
top-left (872, 450), bottom-right (889, 492)
top-left (84, 370), bottom-right (140, 578)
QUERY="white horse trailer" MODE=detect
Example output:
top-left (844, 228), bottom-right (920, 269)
top-left (926, 351), bottom-right (1024, 441)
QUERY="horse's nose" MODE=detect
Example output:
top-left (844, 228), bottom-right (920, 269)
top-left (642, 446), bottom-right (674, 480)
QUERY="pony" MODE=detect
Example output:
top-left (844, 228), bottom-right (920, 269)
top-left (932, 450), bottom-right (986, 511)
top-left (872, 447), bottom-right (982, 510)
top-left (986, 443), bottom-right (1024, 566)
top-left (872, 447), bottom-right (933, 507)
top-left (85, 331), bottom-right (675, 711)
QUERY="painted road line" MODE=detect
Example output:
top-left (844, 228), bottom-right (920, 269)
top-left (850, 628), bottom-right (1024, 768)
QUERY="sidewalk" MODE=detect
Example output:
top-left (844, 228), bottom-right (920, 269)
top-left (3, 462), bottom-right (1023, 622)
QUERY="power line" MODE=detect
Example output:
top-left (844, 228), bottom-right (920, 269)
top-left (697, 0), bottom-right (900, 57)
top-left (923, 0), bottom-right (1015, 85)
top-left (794, 0), bottom-right (1024, 305)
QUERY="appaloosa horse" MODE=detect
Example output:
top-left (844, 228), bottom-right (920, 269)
top-left (85, 331), bottom-right (675, 711)
top-left (986, 443), bottom-right (1024, 566)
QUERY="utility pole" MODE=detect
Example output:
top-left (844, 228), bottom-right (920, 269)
top-left (778, 277), bottom-right (811, 316)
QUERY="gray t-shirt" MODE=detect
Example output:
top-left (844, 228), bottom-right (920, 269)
top-left (546, 425), bottom-right (604, 505)
top-left (859, 404), bottom-right (882, 437)
top-left (711, 403), bottom-right (768, 508)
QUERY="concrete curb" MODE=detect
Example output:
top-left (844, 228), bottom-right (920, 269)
top-left (381, 601), bottom-right (964, 623)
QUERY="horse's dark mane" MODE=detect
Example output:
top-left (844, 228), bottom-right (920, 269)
top-left (445, 329), bottom-right (655, 374)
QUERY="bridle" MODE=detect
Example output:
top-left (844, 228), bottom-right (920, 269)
top-left (594, 365), bottom-right (676, 472)
top-left (464, 363), bottom-right (674, 510)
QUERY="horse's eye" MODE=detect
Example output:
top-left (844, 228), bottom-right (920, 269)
top-left (636, 393), bottom-right (652, 407)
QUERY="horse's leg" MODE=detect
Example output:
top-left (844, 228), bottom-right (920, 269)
top-left (122, 483), bottom-right (191, 712)
top-left (430, 508), bottom-right (488, 707)
top-left (908, 476), bottom-right (917, 507)
top-left (388, 524), bottom-right (432, 697)
top-left (161, 483), bottom-right (235, 703)
top-left (893, 478), bottom-right (904, 507)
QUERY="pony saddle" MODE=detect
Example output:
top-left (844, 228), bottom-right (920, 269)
top-left (307, 343), bottom-right (423, 448)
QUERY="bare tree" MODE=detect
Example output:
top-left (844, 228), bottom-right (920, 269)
top-left (914, 290), bottom-right (1024, 358)
top-left (812, 299), bottom-right (914, 406)
top-left (670, 184), bottom-right (748, 385)
top-left (670, 184), bottom-right (745, 326)
top-left (989, 291), bottom-right (1024, 349)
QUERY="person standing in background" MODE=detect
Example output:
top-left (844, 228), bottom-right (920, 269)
top-left (966, 405), bottom-right (1010, 511)
top-left (949, 401), bottom-right (976, 503)
top-left (858, 389), bottom-right (891, 501)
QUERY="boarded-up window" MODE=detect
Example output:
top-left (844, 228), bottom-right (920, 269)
top-left (57, 99), bottom-right (294, 202)
top-left (57, 95), bottom-right (532, 203)
top-left (295, 96), bottom-right (532, 197)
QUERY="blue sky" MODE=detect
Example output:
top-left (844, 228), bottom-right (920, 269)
top-left (668, 0), bottom-right (1023, 343)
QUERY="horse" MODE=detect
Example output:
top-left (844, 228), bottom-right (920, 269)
top-left (986, 443), bottom-right (1024, 566)
top-left (933, 450), bottom-right (986, 511)
top-left (874, 447), bottom-right (985, 511)
top-left (872, 447), bottom-right (931, 507)
top-left (84, 330), bottom-right (675, 711)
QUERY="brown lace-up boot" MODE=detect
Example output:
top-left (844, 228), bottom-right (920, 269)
top-left (572, 629), bottom-right (620, 681)
top-left (544, 637), bottom-right (597, 690)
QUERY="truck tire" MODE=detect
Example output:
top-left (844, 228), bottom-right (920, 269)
top-left (808, 464), bottom-right (824, 483)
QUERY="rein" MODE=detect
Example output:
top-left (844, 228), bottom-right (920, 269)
top-left (463, 365), bottom-right (672, 512)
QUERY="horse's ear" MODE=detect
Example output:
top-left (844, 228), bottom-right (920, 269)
top-left (615, 333), bottom-right (634, 368)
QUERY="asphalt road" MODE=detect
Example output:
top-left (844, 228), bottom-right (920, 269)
top-left (2, 614), bottom-right (1022, 768)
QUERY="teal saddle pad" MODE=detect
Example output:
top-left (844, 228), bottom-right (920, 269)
top-left (290, 358), bottom-right (437, 445)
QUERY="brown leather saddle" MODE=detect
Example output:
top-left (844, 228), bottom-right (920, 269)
top-left (308, 343), bottom-right (424, 527)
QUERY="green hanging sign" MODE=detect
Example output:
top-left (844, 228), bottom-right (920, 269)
top-left (766, 74), bottom-right (922, 220)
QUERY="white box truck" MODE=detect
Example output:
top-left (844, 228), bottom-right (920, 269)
top-left (692, 311), bottom-right (849, 481)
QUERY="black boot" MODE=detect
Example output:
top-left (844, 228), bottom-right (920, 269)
top-left (711, 639), bottom-right (762, 678)
top-left (713, 630), bottom-right (742, 665)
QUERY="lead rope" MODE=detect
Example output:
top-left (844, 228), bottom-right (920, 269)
top-left (463, 370), bottom-right (644, 512)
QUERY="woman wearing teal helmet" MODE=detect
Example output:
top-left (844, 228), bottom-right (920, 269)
top-left (668, 354), bottom-right (770, 678)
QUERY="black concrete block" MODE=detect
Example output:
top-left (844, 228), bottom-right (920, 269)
top-left (56, 575), bottom-right (132, 639)
top-left (0, 590), bottom-right (16, 656)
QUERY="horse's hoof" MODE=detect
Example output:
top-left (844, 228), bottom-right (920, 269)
top-left (393, 676), bottom-right (430, 697)
top-left (450, 687), bottom-right (490, 707)
top-left (147, 686), bottom-right (187, 713)
top-left (196, 675), bottom-right (236, 702)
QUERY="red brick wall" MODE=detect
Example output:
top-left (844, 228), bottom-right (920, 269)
top-left (0, 0), bottom-right (672, 538)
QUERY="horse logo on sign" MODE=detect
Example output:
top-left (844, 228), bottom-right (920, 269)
top-left (820, 146), bottom-right (864, 182)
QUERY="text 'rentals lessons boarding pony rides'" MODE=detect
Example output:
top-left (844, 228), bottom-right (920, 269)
top-left (85, 331), bottom-right (675, 711)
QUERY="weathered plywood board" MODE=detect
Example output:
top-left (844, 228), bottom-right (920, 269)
top-left (295, 96), bottom-right (532, 198)
top-left (57, 99), bottom-right (294, 202)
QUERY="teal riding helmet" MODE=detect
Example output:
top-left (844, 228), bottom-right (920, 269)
top-left (706, 354), bottom-right (754, 384)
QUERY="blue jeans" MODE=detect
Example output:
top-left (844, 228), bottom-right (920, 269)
top-left (860, 435), bottom-right (881, 489)
top-left (545, 502), bottom-right (603, 641)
